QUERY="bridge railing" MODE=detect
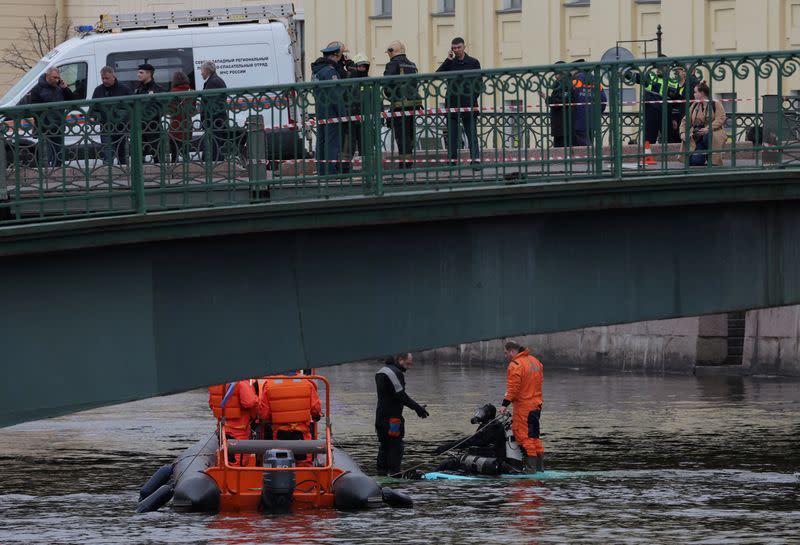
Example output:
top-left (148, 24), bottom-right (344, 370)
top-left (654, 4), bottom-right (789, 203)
top-left (1, 50), bottom-right (799, 224)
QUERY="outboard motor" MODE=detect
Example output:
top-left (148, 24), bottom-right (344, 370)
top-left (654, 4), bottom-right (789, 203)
top-left (261, 449), bottom-right (295, 511)
top-left (458, 454), bottom-right (500, 475)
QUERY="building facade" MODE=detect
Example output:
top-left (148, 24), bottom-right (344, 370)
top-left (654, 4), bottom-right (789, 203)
top-left (3, 0), bottom-right (800, 95)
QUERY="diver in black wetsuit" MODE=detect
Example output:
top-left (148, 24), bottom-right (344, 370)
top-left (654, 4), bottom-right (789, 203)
top-left (432, 403), bottom-right (523, 475)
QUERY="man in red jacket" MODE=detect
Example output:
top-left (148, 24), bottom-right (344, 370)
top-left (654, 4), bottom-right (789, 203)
top-left (499, 340), bottom-right (544, 472)
top-left (208, 380), bottom-right (259, 465)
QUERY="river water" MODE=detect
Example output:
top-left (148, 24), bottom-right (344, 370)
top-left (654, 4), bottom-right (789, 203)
top-left (1, 362), bottom-right (799, 544)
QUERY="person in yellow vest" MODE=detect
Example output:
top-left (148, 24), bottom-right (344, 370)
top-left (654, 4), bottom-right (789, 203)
top-left (208, 380), bottom-right (259, 465)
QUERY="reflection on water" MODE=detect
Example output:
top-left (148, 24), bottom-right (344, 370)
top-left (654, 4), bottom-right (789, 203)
top-left (1, 363), bottom-right (799, 544)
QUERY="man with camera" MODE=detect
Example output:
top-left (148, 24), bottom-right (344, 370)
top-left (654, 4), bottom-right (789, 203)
top-left (30, 67), bottom-right (77, 167)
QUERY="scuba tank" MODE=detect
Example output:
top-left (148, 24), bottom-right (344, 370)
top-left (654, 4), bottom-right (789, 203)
top-left (504, 416), bottom-right (523, 463)
top-left (457, 454), bottom-right (500, 475)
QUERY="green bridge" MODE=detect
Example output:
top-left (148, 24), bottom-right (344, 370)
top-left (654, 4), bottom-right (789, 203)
top-left (2, 51), bottom-right (800, 426)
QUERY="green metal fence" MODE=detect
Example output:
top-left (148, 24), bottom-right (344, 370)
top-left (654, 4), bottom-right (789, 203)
top-left (1, 50), bottom-right (799, 224)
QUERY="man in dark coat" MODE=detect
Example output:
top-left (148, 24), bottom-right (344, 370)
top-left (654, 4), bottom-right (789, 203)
top-left (311, 43), bottom-right (345, 175)
top-left (133, 63), bottom-right (164, 163)
top-left (570, 60), bottom-right (607, 147)
top-left (90, 66), bottom-right (132, 165)
top-left (200, 60), bottom-right (228, 162)
top-left (544, 61), bottom-right (572, 148)
top-left (30, 66), bottom-right (76, 167)
top-left (383, 41), bottom-right (422, 169)
top-left (436, 37), bottom-right (482, 168)
top-left (375, 353), bottom-right (429, 476)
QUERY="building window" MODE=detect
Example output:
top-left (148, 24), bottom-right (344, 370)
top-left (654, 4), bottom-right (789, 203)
top-left (504, 0), bottom-right (522, 9)
top-left (437, 0), bottom-right (455, 14)
top-left (564, 0), bottom-right (590, 6)
top-left (375, 0), bottom-right (392, 16)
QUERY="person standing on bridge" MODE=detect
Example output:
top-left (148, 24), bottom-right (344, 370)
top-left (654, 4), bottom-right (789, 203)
top-left (383, 41), bottom-right (422, 169)
top-left (200, 61), bottom-right (228, 163)
top-left (498, 340), bottom-right (544, 472)
top-left (436, 37), bottom-right (482, 168)
top-left (375, 353), bottom-right (429, 476)
top-left (134, 63), bottom-right (165, 163)
top-left (30, 66), bottom-right (77, 167)
top-left (89, 66), bottom-right (132, 166)
top-left (312, 42), bottom-right (346, 175)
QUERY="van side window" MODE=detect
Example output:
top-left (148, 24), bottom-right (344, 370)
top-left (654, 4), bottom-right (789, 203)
top-left (58, 62), bottom-right (89, 100)
top-left (107, 49), bottom-right (194, 91)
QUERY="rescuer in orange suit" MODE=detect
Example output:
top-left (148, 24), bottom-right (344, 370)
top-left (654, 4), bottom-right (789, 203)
top-left (208, 380), bottom-right (259, 465)
top-left (258, 373), bottom-right (323, 464)
top-left (498, 340), bottom-right (544, 472)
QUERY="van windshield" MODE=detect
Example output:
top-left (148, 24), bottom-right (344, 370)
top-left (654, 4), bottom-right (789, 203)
top-left (0, 60), bottom-right (49, 106)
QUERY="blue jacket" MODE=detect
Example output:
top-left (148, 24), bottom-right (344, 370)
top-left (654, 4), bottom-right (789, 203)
top-left (571, 71), bottom-right (607, 132)
top-left (311, 56), bottom-right (343, 117)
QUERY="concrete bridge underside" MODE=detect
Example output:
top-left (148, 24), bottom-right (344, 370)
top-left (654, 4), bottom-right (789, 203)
top-left (3, 170), bottom-right (800, 426)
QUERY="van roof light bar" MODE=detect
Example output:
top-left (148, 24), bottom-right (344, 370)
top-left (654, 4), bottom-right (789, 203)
top-left (97, 4), bottom-right (294, 32)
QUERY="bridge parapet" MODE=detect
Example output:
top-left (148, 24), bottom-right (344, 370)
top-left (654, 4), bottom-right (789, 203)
top-left (1, 50), bottom-right (800, 225)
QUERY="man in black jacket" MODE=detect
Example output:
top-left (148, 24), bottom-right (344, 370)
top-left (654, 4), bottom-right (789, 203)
top-left (436, 37), bottom-right (482, 168)
top-left (543, 61), bottom-right (571, 148)
top-left (134, 63), bottom-right (164, 163)
top-left (383, 41), bottom-right (422, 169)
top-left (375, 353), bottom-right (429, 476)
top-left (30, 66), bottom-right (76, 167)
top-left (90, 66), bottom-right (132, 165)
top-left (200, 61), bottom-right (228, 162)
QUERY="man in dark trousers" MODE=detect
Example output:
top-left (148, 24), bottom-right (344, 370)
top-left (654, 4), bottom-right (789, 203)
top-left (133, 63), bottom-right (164, 163)
top-left (90, 66), bottom-right (132, 165)
top-left (383, 41), bottom-right (422, 169)
top-left (200, 60), bottom-right (228, 162)
top-left (544, 61), bottom-right (572, 148)
top-left (311, 43), bottom-right (345, 175)
top-left (30, 66), bottom-right (76, 167)
top-left (436, 37), bottom-right (482, 168)
top-left (375, 352), bottom-right (429, 476)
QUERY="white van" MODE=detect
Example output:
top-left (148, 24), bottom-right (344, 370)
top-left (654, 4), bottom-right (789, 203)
top-left (0, 4), bottom-right (304, 163)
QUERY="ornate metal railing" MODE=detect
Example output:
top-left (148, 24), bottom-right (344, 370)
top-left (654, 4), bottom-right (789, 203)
top-left (2, 49), bottom-right (800, 224)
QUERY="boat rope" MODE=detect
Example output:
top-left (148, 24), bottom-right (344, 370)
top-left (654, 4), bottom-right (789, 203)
top-left (171, 429), bottom-right (219, 484)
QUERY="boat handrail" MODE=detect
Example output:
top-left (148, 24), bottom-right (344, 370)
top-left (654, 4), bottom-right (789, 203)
top-left (227, 439), bottom-right (327, 455)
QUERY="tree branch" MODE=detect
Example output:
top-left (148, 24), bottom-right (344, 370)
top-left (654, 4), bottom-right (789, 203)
top-left (0, 11), bottom-right (72, 75)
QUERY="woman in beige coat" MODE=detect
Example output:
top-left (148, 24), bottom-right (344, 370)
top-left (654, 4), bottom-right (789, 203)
top-left (679, 81), bottom-right (727, 166)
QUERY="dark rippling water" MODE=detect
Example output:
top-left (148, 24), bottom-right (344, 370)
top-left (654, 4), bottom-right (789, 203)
top-left (1, 362), bottom-right (799, 544)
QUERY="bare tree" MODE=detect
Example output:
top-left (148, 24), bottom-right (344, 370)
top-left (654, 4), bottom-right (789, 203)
top-left (1, 12), bottom-right (72, 73)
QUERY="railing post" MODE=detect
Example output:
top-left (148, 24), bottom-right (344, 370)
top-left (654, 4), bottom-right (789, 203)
top-left (361, 81), bottom-right (383, 196)
top-left (593, 66), bottom-right (604, 176)
top-left (247, 114), bottom-right (267, 184)
top-left (129, 99), bottom-right (146, 214)
top-left (0, 138), bottom-right (7, 215)
top-left (608, 65), bottom-right (622, 179)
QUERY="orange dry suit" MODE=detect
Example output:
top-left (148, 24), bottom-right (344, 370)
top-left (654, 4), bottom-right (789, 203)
top-left (258, 376), bottom-right (322, 441)
top-left (208, 380), bottom-right (259, 441)
top-left (502, 348), bottom-right (544, 457)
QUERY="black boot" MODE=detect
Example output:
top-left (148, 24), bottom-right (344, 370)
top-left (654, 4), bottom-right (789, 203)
top-left (535, 454), bottom-right (544, 472)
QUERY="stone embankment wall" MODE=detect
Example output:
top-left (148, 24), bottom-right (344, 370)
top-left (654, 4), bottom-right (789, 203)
top-left (417, 308), bottom-right (800, 376)
top-left (743, 306), bottom-right (800, 376)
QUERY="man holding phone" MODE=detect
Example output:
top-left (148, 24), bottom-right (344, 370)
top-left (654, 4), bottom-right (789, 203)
top-left (30, 67), bottom-right (77, 167)
top-left (436, 37), bottom-right (482, 169)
